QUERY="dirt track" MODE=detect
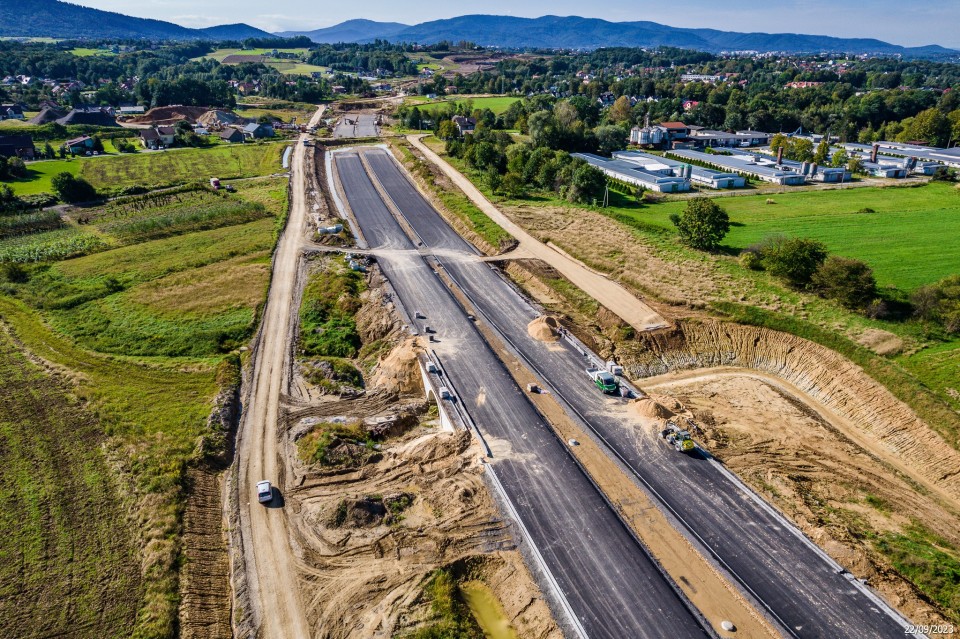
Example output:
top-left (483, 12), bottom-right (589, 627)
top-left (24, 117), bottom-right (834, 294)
top-left (233, 106), bottom-right (326, 639)
top-left (407, 135), bottom-right (667, 332)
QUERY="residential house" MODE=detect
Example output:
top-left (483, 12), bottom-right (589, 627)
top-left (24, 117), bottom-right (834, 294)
top-left (139, 128), bottom-right (162, 149)
top-left (0, 104), bottom-right (25, 120)
top-left (64, 135), bottom-right (96, 155)
top-left (682, 100), bottom-right (700, 112)
top-left (139, 126), bottom-right (176, 149)
top-left (243, 123), bottom-right (274, 139)
top-left (451, 115), bottom-right (476, 136)
top-left (331, 85), bottom-right (347, 94)
top-left (118, 105), bottom-right (146, 115)
top-left (0, 134), bottom-right (35, 159)
top-left (219, 128), bottom-right (245, 144)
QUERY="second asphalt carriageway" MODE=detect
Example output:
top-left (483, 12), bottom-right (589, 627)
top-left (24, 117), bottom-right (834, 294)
top-left (360, 148), bottom-right (913, 639)
top-left (333, 151), bottom-right (712, 639)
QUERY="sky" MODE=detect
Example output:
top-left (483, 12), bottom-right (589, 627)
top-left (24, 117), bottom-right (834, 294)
top-left (70, 0), bottom-right (960, 49)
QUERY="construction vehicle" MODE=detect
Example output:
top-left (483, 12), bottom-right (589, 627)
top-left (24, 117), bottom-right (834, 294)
top-left (586, 368), bottom-right (619, 394)
top-left (660, 421), bottom-right (696, 453)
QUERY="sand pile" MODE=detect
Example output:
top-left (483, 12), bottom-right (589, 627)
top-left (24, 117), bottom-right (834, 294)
top-left (528, 315), bottom-right (561, 342)
top-left (371, 338), bottom-right (423, 396)
top-left (197, 109), bottom-right (244, 127)
top-left (629, 397), bottom-right (675, 419)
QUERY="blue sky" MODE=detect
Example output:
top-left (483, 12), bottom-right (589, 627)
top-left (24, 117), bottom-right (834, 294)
top-left (71, 0), bottom-right (959, 48)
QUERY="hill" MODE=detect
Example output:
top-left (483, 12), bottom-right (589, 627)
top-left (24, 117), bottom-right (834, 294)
top-left (0, 0), bottom-right (273, 40)
top-left (384, 14), bottom-right (957, 58)
top-left (277, 19), bottom-right (409, 43)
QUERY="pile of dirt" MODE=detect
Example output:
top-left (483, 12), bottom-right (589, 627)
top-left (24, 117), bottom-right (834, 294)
top-left (371, 338), bottom-right (424, 397)
top-left (196, 109), bottom-right (245, 127)
top-left (28, 106), bottom-right (65, 124)
top-left (129, 105), bottom-right (212, 125)
top-left (527, 315), bottom-right (561, 342)
top-left (629, 397), bottom-right (674, 419)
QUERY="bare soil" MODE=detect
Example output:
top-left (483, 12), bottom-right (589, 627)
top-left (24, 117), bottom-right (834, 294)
top-left (641, 369), bottom-right (960, 629)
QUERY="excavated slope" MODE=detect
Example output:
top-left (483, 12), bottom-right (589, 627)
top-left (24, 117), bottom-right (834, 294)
top-left (626, 320), bottom-right (960, 505)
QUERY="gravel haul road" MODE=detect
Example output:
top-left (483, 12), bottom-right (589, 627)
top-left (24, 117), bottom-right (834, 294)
top-left (233, 106), bottom-right (326, 639)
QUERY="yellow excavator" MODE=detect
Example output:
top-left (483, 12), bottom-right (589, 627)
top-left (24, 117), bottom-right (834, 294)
top-left (660, 421), bottom-right (696, 453)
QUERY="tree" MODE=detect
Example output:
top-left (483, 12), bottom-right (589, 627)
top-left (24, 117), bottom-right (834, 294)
top-left (566, 163), bottom-right (605, 204)
top-left (830, 149), bottom-right (849, 168)
top-left (847, 156), bottom-right (865, 175)
top-left (608, 96), bottom-right (632, 124)
top-left (438, 120), bottom-right (458, 140)
top-left (51, 172), bottom-right (97, 203)
top-left (901, 107), bottom-right (951, 146)
top-left (788, 138), bottom-right (814, 162)
top-left (758, 236), bottom-right (829, 288)
top-left (5, 157), bottom-right (26, 179)
top-left (91, 137), bottom-right (105, 153)
top-left (814, 139), bottom-right (830, 165)
top-left (43, 142), bottom-right (55, 159)
top-left (812, 256), bottom-right (877, 309)
top-left (670, 197), bottom-right (730, 251)
top-left (594, 125), bottom-right (626, 156)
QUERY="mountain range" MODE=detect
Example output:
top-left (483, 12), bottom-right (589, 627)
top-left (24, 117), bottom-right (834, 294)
top-left (285, 15), bottom-right (956, 58)
top-left (1, 1), bottom-right (956, 59)
top-left (0, 0), bottom-right (273, 40)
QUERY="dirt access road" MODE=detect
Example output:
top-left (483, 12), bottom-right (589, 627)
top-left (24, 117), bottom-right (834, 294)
top-left (234, 105), bottom-right (326, 639)
top-left (407, 134), bottom-right (667, 332)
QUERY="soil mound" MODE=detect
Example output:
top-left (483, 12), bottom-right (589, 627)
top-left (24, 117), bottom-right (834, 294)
top-left (29, 107), bottom-right (65, 124)
top-left (371, 338), bottom-right (423, 396)
top-left (629, 397), bottom-right (675, 419)
top-left (129, 105), bottom-right (211, 125)
top-left (196, 109), bottom-right (244, 127)
top-left (528, 315), bottom-right (561, 342)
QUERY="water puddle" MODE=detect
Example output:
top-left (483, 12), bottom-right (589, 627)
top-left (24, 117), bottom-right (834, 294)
top-left (460, 581), bottom-right (519, 639)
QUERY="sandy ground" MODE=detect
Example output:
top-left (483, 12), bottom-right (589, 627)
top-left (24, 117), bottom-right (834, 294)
top-left (407, 134), bottom-right (667, 332)
top-left (641, 368), bottom-right (960, 630)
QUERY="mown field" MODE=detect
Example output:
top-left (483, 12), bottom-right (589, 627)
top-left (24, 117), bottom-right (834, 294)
top-left (0, 176), bottom-right (287, 636)
top-left (6, 143), bottom-right (286, 196)
top-left (410, 96), bottom-right (521, 115)
top-left (612, 182), bottom-right (960, 291)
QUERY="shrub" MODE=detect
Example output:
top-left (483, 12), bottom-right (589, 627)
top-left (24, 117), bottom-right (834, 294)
top-left (912, 274), bottom-right (960, 334)
top-left (51, 172), bottom-right (98, 203)
top-left (756, 235), bottom-right (829, 289)
top-left (739, 250), bottom-right (764, 270)
top-left (812, 256), bottom-right (877, 309)
top-left (670, 197), bottom-right (730, 251)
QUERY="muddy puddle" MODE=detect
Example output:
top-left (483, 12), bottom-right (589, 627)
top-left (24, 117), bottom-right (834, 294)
top-left (461, 581), bottom-right (519, 639)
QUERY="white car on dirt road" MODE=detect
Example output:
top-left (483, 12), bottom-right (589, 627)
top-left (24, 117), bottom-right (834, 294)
top-left (256, 480), bottom-right (273, 504)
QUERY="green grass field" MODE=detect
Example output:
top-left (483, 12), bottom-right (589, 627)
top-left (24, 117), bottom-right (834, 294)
top-left (615, 183), bottom-right (960, 291)
top-left (69, 47), bottom-right (117, 57)
top-left (0, 176), bottom-right (285, 636)
top-left (0, 330), bottom-right (141, 638)
top-left (412, 96), bottom-right (521, 116)
top-left (7, 143), bottom-right (287, 196)
top-left (202, 47), bottom-right (311, 62)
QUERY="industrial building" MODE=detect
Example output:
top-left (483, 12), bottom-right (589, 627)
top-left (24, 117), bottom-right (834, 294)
top-left (613, 150), bottom-right (746, 189)
top-left (668, 149), bottom-right (808, 185)
top-left (630, 123), bottom-right (772, 150)
top-left (841, 142), bottom-right (943, 175)
top-left (573, 153), bottom-right (691, 193)
top-left (862, 141), bottom-right (960, 169)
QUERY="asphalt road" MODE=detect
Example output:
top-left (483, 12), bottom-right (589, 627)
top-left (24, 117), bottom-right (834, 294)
top-left (334, 151), bottom-right (713, 639)
top-left (361, 148), bottom-right (912, 639)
